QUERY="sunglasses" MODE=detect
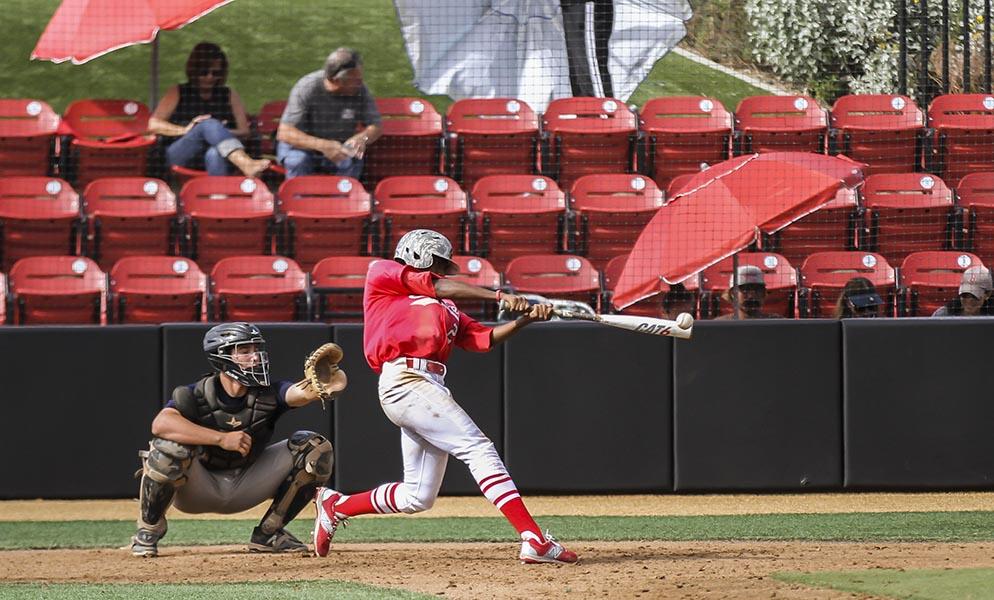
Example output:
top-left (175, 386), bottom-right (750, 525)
top-left (201, 68), bottom-right (224, 77)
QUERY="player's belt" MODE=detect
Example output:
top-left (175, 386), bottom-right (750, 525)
top-left (403, 357), bottom-right (447, 377)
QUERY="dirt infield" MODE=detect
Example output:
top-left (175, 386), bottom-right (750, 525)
top-left (3, 494), bottom-right (994, 599)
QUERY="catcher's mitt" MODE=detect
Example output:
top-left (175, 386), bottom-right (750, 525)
top-left (302, 343), bottom-right (348, 405)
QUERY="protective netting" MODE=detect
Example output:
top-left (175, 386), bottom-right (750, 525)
top-left (4, 0), bottom-right (994, 324)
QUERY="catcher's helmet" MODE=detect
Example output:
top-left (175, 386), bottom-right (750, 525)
top-left (393, 229), bottom-right (458, 275)
top-left (203, 322), bottom-right (270, 387)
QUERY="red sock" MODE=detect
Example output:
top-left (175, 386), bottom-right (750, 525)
top-left (498, 497), bottom-right (544, 543)
top-left (335, 483), bottom-right (402, 516)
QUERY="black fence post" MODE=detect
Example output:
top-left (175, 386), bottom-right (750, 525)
top-left (899, 0), bottom-right (908, 95)
top-left (964, 0), bottom-right (972, 92)
top-left (942, 0), bottom-right (950, 93)
top-left (919, 0), bottom-right (932, 106)
top-left (986, 0), bottom-right (992, 92)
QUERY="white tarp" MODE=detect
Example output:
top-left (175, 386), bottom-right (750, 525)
top-left (393, 0), bottom-right (693, 112)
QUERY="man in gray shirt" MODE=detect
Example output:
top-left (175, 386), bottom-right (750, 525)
top-left (277, 48), bottom-right (383, 179)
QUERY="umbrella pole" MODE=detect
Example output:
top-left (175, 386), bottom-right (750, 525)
top-left (149, 33), bottom-right (159, 110)
top-left (731, 253), bottom-right (740, 320)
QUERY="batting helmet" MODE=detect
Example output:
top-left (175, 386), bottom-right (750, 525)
top-left (393, 229), bottom-right (458, 274)
top-left (203, 322), bottom-right (270, 387)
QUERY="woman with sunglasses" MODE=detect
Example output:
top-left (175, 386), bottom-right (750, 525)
top-left (149, 42), bottom-right (270, 177)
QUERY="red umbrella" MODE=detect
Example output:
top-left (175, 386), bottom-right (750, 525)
top-left (31, 0), bottom-right (233, 106)
top-left (612, 152), bottom-right (864, 310)
top-left (32, 0), bottom-right (232, 64)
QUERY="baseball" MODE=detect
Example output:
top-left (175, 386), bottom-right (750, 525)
top-left (676, 312), bottom-right (694, 329)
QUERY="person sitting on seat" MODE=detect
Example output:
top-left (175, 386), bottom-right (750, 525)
top-left (932, 265), bottom-right (994, 317)
top-left (149, 42), bottom-right (270, 177)
top-left (833, 277), bottom-right (885, 318)
top-left (662, 283), bottom-right (695, 320)
top-left (716, 265), bottom-right (779, 320)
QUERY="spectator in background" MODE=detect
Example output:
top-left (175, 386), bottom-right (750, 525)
top-left (832, 277), bottom-right (885, 318)
top-left (149, 42), bottom-right (270, 177)
top-left (276, 48), bottom-right (383, 180)
top-left (662, 283), bottom-right (695, 320)
top-left (932, 265), bottom-right (994, 316)
top-left (716, 265), bottom-right (779, 320)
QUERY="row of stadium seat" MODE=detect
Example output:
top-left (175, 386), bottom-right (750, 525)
top-left (1, 249), bottom-right (980, 325)
top-left (8, 170), bottom-right (994, 275)
top-left (0, 173), bottom-right (662, 272)
top-left (7, 93), bottom-right (994, 191)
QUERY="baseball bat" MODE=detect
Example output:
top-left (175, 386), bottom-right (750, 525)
top-left (500, 299), bottom-right (693, 340)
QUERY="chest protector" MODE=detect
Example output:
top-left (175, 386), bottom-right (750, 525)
top-left (172, 375), bottom-right (280, 470)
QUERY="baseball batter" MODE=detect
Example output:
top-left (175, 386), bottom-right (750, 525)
top-left (313, 229), bottom-right (577, 564)
top-left (131, 322), bottom-right (345, 557)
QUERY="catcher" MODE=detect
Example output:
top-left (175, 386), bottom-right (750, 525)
top-left (131, 322), bottom-right (346, 557)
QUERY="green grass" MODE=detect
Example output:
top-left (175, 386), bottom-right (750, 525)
top-left (3, 512), bottom-right (994, 550)
top-left (3, 0), bottom-right (765, 114)
top-left (776, 567), bottom-right (994, 600)
top-left (0, 581), bottom-right (433, 600)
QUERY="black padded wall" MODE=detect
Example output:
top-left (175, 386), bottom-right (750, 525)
top-left (844, 318), bottom-right (994, 489)
top-left (160, 323), bottom-right (334, 444)
top-left (673, 320), bottom-right (843, 491)
top-left (504, 322), bottom-right (673, 492)
top-left (332, 324), bottom-right (503, 494)
top-left (0, 326), bottom-right (161, 498)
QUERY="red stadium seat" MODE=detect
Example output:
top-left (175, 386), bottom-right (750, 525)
top-left (180, 176), bottom-right (276, 272)
top-left (446, 98), bottom-right (539, 187)
top-left (639, 96), bottom-right (732, 189)
top-left (829, 94), bottom-right (924, 175)
top-left (542, 97), bottom-right (637, 190)
top-left (310, 255), bottom-right (379, 322)
top-left (602, 253), bottom-right (699, 318)
top-left (898, 251), bottom-right (985, 316)
top-left (503, 254), bottom-right (601, 307)
top-left (374, 176), bottom-right (468, 257)
top-left (362, 98), bottom-right (442, 187)
top-left (570, 174), bottom-right (664, 270)
top-left (927, 94), bottom-right (994, 186)
top-left (62, 99), bottom-right (156, 187)
top-left (254, 100), bottom-right (287, 159)
top-left (861, 173), bottom-right (957, 265)
top-left (700, 252), bottom-right (797, 318)
top-left (8, 256), bottom-right (106, 324)
top-left (109, 256), bottom-right (206, 323)
top-left (665, 173), bottom-right (697, 198)
top-left (83, 177), bottom-right (178, 270)
top-left (469, 175), bottom-right (566, 271)
top-left (798, 251), bottom-right (896, 318)
top-left (0, 177), bottom-right (82, 271)
top-left (253, 100), bottom-right (288, 185)
top-left (957, 172), bottom-right (994, 264)
top-left (734, 95), bottom-right (828, 155)
top-left (0, 99), bottom-right (60, 177)
top-left (210, 255), bottom-right (308, 321)
top-left (448, 255), bottom-right (501, 319)
top-left (278, 175), bottom-right (373, 270)
top-left (763, 187), bottom-right (860, 266)
top-left (169, 164), bottom-right (207, 186)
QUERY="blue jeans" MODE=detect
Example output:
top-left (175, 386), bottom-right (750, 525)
top-left (166, 118), bottom-right (244, 176)
top-left (277, 141), bottom-right (364, 180)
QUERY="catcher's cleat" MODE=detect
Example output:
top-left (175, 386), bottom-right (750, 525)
top-left (248, 526), bottom-right (308, 553)
top-left (519, 532), bottom-right (578, 565)
top-left (313, 487), bottom-right (347, 557)
top-left (130, 528), bottom-right (163, 558)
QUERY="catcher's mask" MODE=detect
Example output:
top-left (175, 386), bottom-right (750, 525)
top-left (203, 322), bottom-right (271, 387)
top-left (393, 229), bottom-right (459, 275)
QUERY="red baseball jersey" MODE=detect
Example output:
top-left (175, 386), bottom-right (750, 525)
top-left (363, 259), bottom-right (493, 373)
